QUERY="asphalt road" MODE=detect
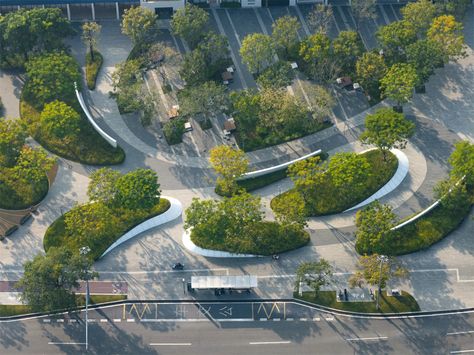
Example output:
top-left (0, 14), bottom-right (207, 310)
top-left (1, 302), bottom-right (474, 355)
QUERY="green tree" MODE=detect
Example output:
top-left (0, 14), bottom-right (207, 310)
top-left (380, 63), bottom-right (418, 107)
top-left (0, 118), bottom-right (27, 167)
top-left (25, 52), bottom-right (81, 109)
top-left (307, 4), bottom-right (333, 34)
top-left (271, 15), bottom-right (300, 59)
top-left (17, 247), bottom-right (87, 313)
top-left (349, 254), bottom-right (408, 293)
top-left (448, 141), bottom-right (474, 185)
top-left (288, 156), bottom-right (323, 204)
top-left (272, 190), bottom-right (307, 227)
top-left (87, 167), bottom-right (121, 205)
top-left (256, 61), bottom-right (295, 89)
top-left (355, 201), bottom-right (397, 254)
top-left (229, 89), bottom-right (260, 133)
top-left (114, 168), bottom-right (161, 209)
top-left (121, 6), bottom-right (157, 45)
top-left (332, 30), bottom-right (365, 76)
top-left (351, 0), bottom-right (377, 31)
top-left (356, 51), bottom-right (387, 101)
top-left (434, 0), bottom-right (470, 20)
top-left (40, 100), bottom-right (81, 144)
top-left (171, 4), bottom-right (209, 49)
top-left (179, 49), bottom-right (208, 87)
top-left (401, 0), bottom-right (436, 36)
top-left (327, 152), bottom-right (371, 195)
top-left (296, 259), bottom-right (333, 296)
top-left (82, 22), bottom-right (101, 61)
top-left (210, 145), bottom-right (249, 196)
top-left (299, 33), bottom-right (334, 82)
top-left (377, 20), bottom-right (417, 64)
top-left (111, 58), bottom-right (144, 113)
top-left (434, 178), bottom-right (471, 213)
top-left (427, 15), bottom-right (465, 63)
top-left (360, 107), bottom-right (415, 160)
top-left (196, 32), bottom-right (230, 80)
top-left (240, 33), bottom-right (275, 75)
top-left (178, 81), bottom-right (229, 124)
top-left (13, 146), bottom-right (55, 184)
top-left (406, 39), bottom-right (442, 88)
top-left (305, 84), bottom-right (335, 123)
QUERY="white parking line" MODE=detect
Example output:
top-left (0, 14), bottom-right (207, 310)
top-left (313, 317), bottom-right (321, 322)
top-left (346, 336), bottom-right (388, 342)
top-left (447, 330), bottom-right (474, 336)
top-left (260, 318), bottom-right (268, 321)
top-left (100, 319), bottom-right (108, 323)
top-left (48, 342), bottom-right (86, 345)
top-left (325, 317), bottom-right (335, 321)
top-left (224, 9), bottom-right (242, 47)
top-left (56, 319), bottom-right (64, 323)
top-left (43, 319), bottom-right (51, 323)
top-left (113, 319), bottom-right (121, 323)
top-left (249, 341), bottom-right (291, 345)
top-left (150, 343), bottom-right (192, 346)
top-left (299, 318), bottom-right (308, 321)
top-left (286, 318), bottom-right (294, 321)
top-left (451, 350), bottom-right (474, 354)
top-left (126, 318), bottom-right (135, 323)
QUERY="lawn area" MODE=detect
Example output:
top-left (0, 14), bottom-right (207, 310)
top-left (0, 169), bottom-right (49, 209)
top-left (296, 290), bottom-right (420, 314)
top-left (272, 149), bottom-right (398, 216)
top-left (86, 50), bottom-right (103, 90)
top-left (0, 295), bottom-right (127, 317)
top-left (359, 187), bottom-right (474, 256)
top-left (43, 198), bottom-right (170, 260)
top-left (20, 96), bottom-right (125, 165)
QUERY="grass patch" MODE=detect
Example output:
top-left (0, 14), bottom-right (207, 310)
top-left (296, 290), bottom-right (420, 313)
top-left (191, 221), bottom-right (310, 255)
top-left (20, 96), bottom-right (125, 165)
top-left (0, 168), bottom-right (49, 209)
top-left (44, 198), bottom-right (170, 260)
top-left (272, 149), bottom-right (398, 216)
top-left (86, 50), bottom-right (103, 90)
top-left (360, 187), bottom-right (474, 256)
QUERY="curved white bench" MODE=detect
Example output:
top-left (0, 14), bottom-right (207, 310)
top-left (100, 196), bottom-right (182, 258)
top-left (75, 83), bottom-right (118, 148)
top-left (344, 149), bottom-right (409, 212)
top-left (239, 149), bottom-right (322, 180)
top-left (182, 229), bottom-right (259, 258)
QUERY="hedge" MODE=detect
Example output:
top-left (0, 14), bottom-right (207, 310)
top-left (272, 149), bottom-right (398, 216)
top-left (191, 221), bottom-right (310, 255)
top-left (86, 50), bottom-right (103, 90)
top-left (44, 198), bottom-right (170, 260)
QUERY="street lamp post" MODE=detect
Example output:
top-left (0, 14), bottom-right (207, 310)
top-left (79, 246), bottom-right (91, 351)
top-left (182, 278), bottom-right (186, 295)
top-left (376, 255), bottom-right (388, 310)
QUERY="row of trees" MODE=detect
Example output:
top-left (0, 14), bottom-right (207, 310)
top-left (0, 8), bottom-right (73, 67)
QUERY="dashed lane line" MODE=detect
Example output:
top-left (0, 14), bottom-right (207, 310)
top-left (346, 336), bottom-right (388, 342)
top-left (447, 330), bottom-right (474, 336)
top-left (450, 350), bottom-right (474, 354)
top-left (150, 343), bottom-right (192, 346)
top-left (249, 341), bottom-right (291, 345)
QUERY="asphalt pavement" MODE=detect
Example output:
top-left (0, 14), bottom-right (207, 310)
top-left (1, 302), bottom-right (474, 354)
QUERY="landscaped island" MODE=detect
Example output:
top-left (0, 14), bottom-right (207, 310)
top-left (272, 149), bottom-right (398, 216)
top-left (186, 192), bottom-right (309, 256)
top-left (43, 168), bottom-right (168, 260)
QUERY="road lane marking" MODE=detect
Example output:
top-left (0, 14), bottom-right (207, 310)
top-left (48, 342), bottom-right (86, 345)
top-left (313, 317), bottom-right (321, 321)
top-left (346, 336), bottom-right (388, 342)
top-left (150, 343), bottom-right (192, 346)
top-left (69, 319), bottom-right (77, 323)
top-left (100, 319), bottom-right (108, 323)
top-left (43, 319), bottom-right (51, 323)
top-left (56, 319), bottom-right (64, 323)
top-left (260, 318), bottom-right (268, 321)
top-left (451, 350), bottom-right (474, 354)
top-left (126, 318), bottom-right (135, 322)
top-left (286, 318), bottom-right (294, 321)
top-left (250, 341), bottom-right (291, 345)
top-left (325, 317), bottom-right (335, 321)
top-left (447, 330), bottom-right (474, 336)
top-left (299, 318), bottom-right (308, 321)
top-left (113, 319), bottom-right (121, 322)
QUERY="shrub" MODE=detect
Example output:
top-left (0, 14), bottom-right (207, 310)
top-left (86, 51), bottom-right (103, 90)
top-left (163, 118), bottom-right (185, 145)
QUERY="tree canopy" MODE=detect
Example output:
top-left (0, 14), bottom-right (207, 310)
top-left (210, 145), bottom-right (249, 196)
top-left (40, 100), bottom-right (81, 144)
top-left (171, 4), bottom-right (209, 49)
top-left (240, 33), bottom-right (275, 74)
top-left (271, 15), bottom-right (301, 59)
top-left (380, 63), bottom-right (418, 106)
top-left (448, 141), bottom-right (474, 185)
top-left (0, 118), bottom-right (27, 167)
top-left (178, 81), bottom-right (229, 120)
top-left (114, 168), bottom-right (161, 210)
top-left (356, 51), bottom-right (387, 101)
top-left (306, 4), bottom-right (333, 34)
top-left (332, 30), bottom-right (365, 76)
top-left (296, 259), bottom-right (333, 296)
top-left (121, 6), bottom-right (158, 45)
top-left (360, 107), bottom-right (415, 158)
top-left (427, 15), bottom-right (465, 63)
top-left (377, 20), bottom-right (417, 64)
top-left (351, 0), bottom-right (377, 31)
top-left (82, 22), bottom-right (102, 60)
top-left (400, 0), bottom-right (436, 36)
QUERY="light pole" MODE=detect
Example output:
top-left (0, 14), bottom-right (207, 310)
top-left (182, 278), bottom-right (186, 295)
top-left (376, 255), bottom-right (389, 310)
top-left (79, 246), bottom-right (91, 351)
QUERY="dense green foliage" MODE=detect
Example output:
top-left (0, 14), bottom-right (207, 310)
top-left (256, 61), bottom-right (295, 89)
top-left (185, 193), bottom-right (309, 255)
top-left (171, 4), bottom-right (209, 49)
top-left (0, 8), bottom-right (73, 68)
top-left (163, 118), bottom-right (186, 145)
top-left (0, 119), bottom-right (53, 209)
top-left (296, 259), bottom-right (333, 296)
top-left (210, 145), bottom-right (249, 196)
top-left (45, 168), bottom-right (166, 260)
top-left (86, 50), bottom-right (103, 90)
top-left (240, 33), bottom-right (275, 75)
top-left (273, 150), bottom-right (398, 216)
top-left (121, 6), bottom-right (158, 45)
top-left (296, 290), bottom-right (420, 313)
top-left (231, 88), bottom-right (329, 151)
top-left (271, 15), bottom-right (300, 60)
